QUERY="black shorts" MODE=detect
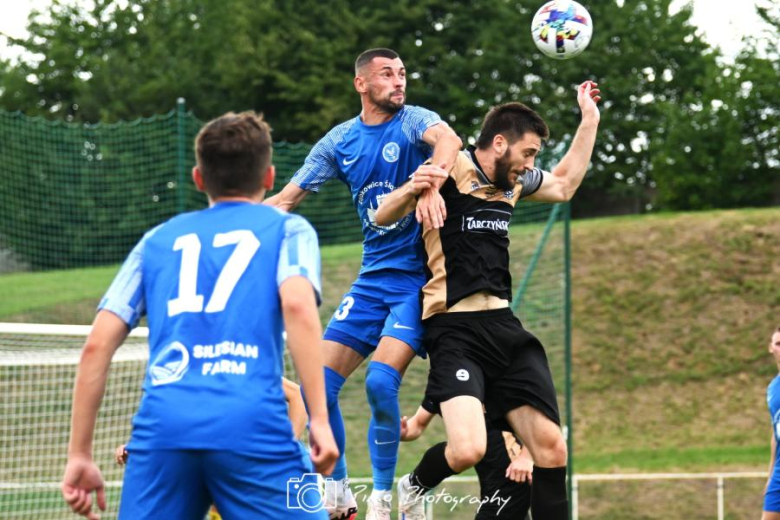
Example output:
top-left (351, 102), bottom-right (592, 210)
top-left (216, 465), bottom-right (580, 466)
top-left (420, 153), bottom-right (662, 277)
top-left (475, 423), bottom-right (531, 519)
top-left (422, 308), bottom-right (560, 427)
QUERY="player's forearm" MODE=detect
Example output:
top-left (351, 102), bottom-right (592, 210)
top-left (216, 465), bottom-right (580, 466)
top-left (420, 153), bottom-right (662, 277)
top-left (429, 131), bottom-right (462, 176)
top-left (68, 345), bottom-right (114, 457)
top-left (68, 312), bottom-right (128, 457)
top-left (264, 183), bottom-right (309, 212)
top-left (282, 282), bottom-right (327, 423)
top-left (413, 406), bottom-right (435, 429)
top-left (550, 117), bottom-right (599, 200)
top-left (283, 380), bottom-right (309, 439)
top-left (374, 183), bottom-right (418, 226)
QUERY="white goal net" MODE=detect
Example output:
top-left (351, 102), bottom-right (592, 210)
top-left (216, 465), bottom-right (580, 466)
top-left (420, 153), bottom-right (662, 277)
top-left (0, 323), bottom-right (149, 520)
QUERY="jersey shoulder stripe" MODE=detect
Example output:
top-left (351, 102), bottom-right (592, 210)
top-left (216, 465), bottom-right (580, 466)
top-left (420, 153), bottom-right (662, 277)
top-left (292, 117), bottom-right (359, 192)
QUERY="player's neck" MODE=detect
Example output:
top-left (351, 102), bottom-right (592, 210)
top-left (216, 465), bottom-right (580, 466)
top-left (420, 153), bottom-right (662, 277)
top-left (360, 103), bottom-right (397, 126)
top-left (473, 147), bottom-right (497, 183)
top-left (208, 193), bottom-right (264, 206)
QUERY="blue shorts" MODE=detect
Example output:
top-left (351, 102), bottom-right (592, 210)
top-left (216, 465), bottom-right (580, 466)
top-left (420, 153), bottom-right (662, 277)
top-left (766, 476), bottom-right (780, 512)
top-left (324, 271), bottom-right (426, 358)
top-left (119, 448), bottom-right (326, 520)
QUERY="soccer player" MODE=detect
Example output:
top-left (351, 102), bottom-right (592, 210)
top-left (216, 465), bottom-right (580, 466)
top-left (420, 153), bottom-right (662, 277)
top-left (763, 326), bottom-right (780, 520)
top-left (401, 401), bottom-right (532, 519)
top-left (61, 111), bottom-right (338, 520)
top-left (266, 48), bottom-right (461, 519)
top-left (376, 80), bottom-right (601, 520)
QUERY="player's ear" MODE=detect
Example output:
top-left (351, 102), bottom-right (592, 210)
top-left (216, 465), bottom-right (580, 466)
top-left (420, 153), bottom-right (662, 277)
top-left (192, 166), bottom-right (206, 192)
top-left (263, 165), bottom-right (276, 191)
top-left (354, 74), bottom-right (366, 94)
top-left (493, 134), bottom-right (507, 155)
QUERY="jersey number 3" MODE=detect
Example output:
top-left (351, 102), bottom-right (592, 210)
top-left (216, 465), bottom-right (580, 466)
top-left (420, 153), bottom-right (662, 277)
top-left (167, 231), bottom-right (260, 316)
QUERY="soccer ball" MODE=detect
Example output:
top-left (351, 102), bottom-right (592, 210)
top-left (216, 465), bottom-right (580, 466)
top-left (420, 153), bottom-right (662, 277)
top-left (531, 1), bottom-right (593, 60)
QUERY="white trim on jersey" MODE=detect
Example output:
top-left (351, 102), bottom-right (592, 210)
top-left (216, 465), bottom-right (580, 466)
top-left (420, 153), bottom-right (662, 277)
top-left (277, 214), bottom-right (322, 304)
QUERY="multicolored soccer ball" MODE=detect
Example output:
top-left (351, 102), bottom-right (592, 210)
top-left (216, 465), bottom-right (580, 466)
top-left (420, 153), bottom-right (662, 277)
top-left (531, 1), bottom-right (593, 60)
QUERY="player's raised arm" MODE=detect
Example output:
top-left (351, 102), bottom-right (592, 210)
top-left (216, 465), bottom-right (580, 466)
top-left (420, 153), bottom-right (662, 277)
top-left (374, 163), bottom-right (449, 227)
top-left (62, 310), bottom-right (130, 519)
top-left (526, 80), bottom-right (601, 203)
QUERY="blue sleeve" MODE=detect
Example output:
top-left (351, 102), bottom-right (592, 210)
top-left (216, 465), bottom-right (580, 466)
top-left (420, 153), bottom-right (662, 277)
top-left (98, 225), bottom-right (161, 328)
top-left (277, 215), bottom-right (322, 305)
top-left (400, 105), bottom-right (444, 147)
top-left (291, 120), bottom-right (354, 193)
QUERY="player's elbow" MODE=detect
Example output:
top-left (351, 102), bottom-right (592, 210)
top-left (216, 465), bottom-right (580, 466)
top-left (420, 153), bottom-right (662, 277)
top-left (374, 208), bottom-right (392, 227)
top-left (281, 294), bottom-right (316, 319)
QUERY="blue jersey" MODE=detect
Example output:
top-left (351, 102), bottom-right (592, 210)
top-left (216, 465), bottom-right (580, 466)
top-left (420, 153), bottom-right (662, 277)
top-left (99, 202), bottom-right (321, 456)
top-left (292, 105), bottom-right (442, 275)
top-left (769, 376), bottom-right (780, 467)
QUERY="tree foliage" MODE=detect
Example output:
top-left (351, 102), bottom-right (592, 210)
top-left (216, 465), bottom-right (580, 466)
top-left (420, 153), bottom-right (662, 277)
top-left (0, 0), bottom-right (777, 212)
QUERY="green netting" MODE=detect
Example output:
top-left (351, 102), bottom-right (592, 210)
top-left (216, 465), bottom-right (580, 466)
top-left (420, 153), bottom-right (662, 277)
top-left (0, 107), bottom-right (364, 273)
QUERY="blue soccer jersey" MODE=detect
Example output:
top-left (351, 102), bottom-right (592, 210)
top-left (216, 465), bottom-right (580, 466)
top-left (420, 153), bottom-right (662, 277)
top-left (769, 375), bottom-right (780, 467)
top-left (99, 202), bottom-right (321, 457)
top-left (292, 105), bottom-right (442, 275)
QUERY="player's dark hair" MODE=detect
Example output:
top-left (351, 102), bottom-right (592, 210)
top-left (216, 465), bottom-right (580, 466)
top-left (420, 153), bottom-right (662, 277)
top-left (355, 48), bottom-right (400, 75)
top-left (475, 102), bottom-right (550, 150)
top-left (195, 111), bottom-right (272, 198)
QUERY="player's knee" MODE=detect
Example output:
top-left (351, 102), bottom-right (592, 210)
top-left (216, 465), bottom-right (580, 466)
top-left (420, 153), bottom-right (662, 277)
top-left (447, 440), bottom-right (486, 472)
top-left (533, 432), bottom-right (568, 467)
top-left (365, 362), bottom-right (401, 407)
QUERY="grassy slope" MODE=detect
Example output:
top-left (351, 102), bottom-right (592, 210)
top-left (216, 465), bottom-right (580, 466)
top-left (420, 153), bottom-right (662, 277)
top-left (3, 207), bottom-right (779, 480)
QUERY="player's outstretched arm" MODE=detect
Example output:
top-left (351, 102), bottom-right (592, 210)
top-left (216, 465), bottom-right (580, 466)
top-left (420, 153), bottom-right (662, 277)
top-left (264, 183), bottom-right (310, 212)
top-left (374, 163), bottom-right (449, 227)
top-left (526, 80), bottom-right (602, 203)
top-left (62, 310), bottom-right (129, 519)
top-left (400, 406), bottom-right (436, 442)
top-left (282, 377), bottom-right (308, 440)
top-left (280, 276), bottom-right (338, 474)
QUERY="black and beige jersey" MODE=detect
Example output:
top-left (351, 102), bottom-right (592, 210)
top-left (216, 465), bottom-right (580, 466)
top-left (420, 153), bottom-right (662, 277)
top-left (421, 147), bottom-right (546, 320)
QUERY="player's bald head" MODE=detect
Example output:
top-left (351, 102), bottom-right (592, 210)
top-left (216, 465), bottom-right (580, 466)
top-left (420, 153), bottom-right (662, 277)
top-left (355, 48), bottom-right (400, 77)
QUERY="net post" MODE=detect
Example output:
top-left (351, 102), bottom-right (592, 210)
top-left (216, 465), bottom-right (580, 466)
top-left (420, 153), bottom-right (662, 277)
top-left (176, 97), bottom-right (187, 214)
top-left (564, 201), bottom-right (574, 520)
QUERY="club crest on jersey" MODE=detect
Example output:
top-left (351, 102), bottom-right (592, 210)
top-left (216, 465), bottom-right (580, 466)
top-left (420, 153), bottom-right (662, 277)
top-left (504, 189), bottom-right (515, 200)
top-left (358, 181), bottom-right (413, 235)
top-left (149, 341), bottom-right (190, 386)
top-left (382, 142), bottom-right (401, 163)
top-left (470, 181), bottom-right (480, 191)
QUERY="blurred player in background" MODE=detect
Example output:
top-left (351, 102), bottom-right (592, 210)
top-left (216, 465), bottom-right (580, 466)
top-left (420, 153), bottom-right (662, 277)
top-left (61, 111), bottom-right (337, 519)
top-left (266, 47), bottom-right (461, 520)
top-left (376, 80), bottom-right (601, 519)
top-left (401, 400), bottom-right (532, 519)
top-left (763, 326), bottom-right (780, 520)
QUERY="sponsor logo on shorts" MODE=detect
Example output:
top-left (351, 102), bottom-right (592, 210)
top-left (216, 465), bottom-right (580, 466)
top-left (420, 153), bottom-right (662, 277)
top-left (456, 369), bottom-right (470, 381)
top-left (393, 323), bottom-right (414, 330)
